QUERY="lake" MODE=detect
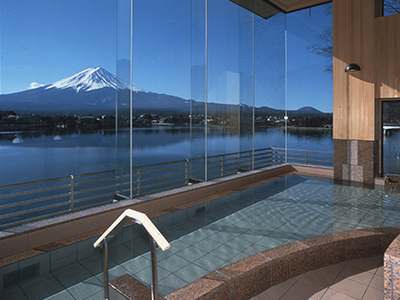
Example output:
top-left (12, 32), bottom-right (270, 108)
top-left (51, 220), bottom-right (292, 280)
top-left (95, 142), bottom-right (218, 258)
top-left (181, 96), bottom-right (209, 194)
top-left (0, 127), bottom-right (334, 186)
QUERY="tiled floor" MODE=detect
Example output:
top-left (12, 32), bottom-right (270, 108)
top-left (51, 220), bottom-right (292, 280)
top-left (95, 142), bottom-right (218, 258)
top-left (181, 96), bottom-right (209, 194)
top-left (251, 256), bottom-right (384, 300)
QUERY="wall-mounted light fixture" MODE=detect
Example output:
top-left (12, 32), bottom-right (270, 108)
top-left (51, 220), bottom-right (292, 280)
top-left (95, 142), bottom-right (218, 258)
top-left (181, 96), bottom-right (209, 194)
top-left (345, 63), bottom-right (361, 73)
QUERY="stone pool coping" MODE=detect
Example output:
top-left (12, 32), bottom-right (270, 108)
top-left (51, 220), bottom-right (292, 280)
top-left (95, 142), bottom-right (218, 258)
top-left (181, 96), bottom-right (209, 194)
top-left (384, 230), bottom-right (400, 299)
top-left (159, 227), bottom-right (400, 300)
top-left (0, 163), bottom-right (333, 264)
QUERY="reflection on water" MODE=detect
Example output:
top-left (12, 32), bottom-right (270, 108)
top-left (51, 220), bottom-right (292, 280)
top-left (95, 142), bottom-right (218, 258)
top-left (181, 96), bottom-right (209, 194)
top-left (0, 127), bottom-right (333, 186)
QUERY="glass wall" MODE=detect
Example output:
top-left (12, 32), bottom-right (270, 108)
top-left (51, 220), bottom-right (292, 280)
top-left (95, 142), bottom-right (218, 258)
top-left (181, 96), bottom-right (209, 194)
top-left (1, 0), bottom-right (333, 204)
top-left (286, 3), bottom-right (333, 152)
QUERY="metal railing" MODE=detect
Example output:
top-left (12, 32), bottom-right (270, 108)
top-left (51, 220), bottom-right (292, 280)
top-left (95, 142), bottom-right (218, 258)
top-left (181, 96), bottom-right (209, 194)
top-left (93, 209), bottom-right (170, 300)
top-left (0, 147), bottom-right (333, 228)
top-left (272, 147), bottom-right (334, 167)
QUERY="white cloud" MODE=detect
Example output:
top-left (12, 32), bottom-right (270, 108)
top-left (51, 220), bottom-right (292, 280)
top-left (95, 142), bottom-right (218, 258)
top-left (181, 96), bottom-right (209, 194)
top-left (29, 82), bottom-right (45, 89)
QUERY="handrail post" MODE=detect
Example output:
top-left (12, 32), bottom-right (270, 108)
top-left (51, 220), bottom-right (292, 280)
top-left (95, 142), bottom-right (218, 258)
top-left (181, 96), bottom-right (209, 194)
top-left (270, 147), bottom-right (274, 166)
top-left (305, 151), bottom-right (308, 164)
top-left (248, 151), bottom-right (251, 170)
top-left (221, 156), bottom-right (224, 177)
top-left (185, 159), bottom-right (189, 185)
top-left (103, 238), bottom-right (109, 300)
top-left (69, 175), bottom-right (74, 211)
top-left (137, 168), bottom-right (141, 196)
top-left (150, 237), bottom-right (158, 300)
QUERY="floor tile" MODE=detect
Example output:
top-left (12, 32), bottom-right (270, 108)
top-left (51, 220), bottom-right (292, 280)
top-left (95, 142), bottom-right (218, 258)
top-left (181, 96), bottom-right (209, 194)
top-left (22, 275), bottom-right (65, 300)
top-left (44, 289), bottom-right (75, 300)
top-left (280, 290), bottom-right (307, 300)
top-left (52, 262), bottom-right (93, 287)
top-left (369, 273), bottom-right (384, 291)
top-left (289, 277), bottom-right (325, 298)
top-left (253, 285), bottom-right (287, 299)
top-left (362, 286), bottom-right (382, 300)
top-left (175, 246), bottom-right (207, 261)
top-left (193, 253), bottom-right (226, 272)
top-left (330, 276), bottom-right (368, 299)
top-left (320, 288), bottom-right (359, 300)
top-left (302, 269), bottom-right (337, 287)
top-left (67, 276), bottom-right (103, 300)
top-left (158, 255), bottom-right (190, 273)
top-left (347, 256), bottom-right (382, 271)
top-left (277, 276), bottom-right (301, 290)
top-left (174, 263), bottom-right (209, 284)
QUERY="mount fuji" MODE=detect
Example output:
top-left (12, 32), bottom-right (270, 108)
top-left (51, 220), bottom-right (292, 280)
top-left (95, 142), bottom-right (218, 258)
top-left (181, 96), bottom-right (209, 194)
top-left (0, 67), bottom-right (190, 115)
top-left (45, 67), bottom-right (131, 92)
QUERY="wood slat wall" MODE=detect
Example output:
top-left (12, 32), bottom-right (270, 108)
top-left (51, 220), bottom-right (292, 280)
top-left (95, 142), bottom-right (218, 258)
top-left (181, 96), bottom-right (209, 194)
top-left (333, 0), bottom-right (400, 141)
top-left (375, 13), bottom-right (400, 99)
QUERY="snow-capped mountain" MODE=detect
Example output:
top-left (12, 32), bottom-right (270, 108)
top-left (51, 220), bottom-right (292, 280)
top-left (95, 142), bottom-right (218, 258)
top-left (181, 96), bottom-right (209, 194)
top-left (45, 67), bottom-right (140, 92)
top-left (0, 67), bottom-right (186, 114)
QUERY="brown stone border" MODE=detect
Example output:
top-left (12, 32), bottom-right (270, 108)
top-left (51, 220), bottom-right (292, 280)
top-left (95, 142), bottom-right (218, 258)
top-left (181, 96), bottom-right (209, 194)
top-left (161, 227), bottom-right (400, 300)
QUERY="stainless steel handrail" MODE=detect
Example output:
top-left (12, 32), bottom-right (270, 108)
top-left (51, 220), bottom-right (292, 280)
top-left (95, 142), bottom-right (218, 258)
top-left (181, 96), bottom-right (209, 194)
top-left (93, 209), bottom-right (170, 300)
top-left (0, 147), bottom-right (333, 228)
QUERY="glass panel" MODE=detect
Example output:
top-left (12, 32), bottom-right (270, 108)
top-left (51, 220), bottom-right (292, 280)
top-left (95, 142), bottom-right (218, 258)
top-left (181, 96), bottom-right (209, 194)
top-left (384, 0), bottom-right (400, 16)
top-left (129, 0), bottom-right (191, 192)
top-left (116, 0), bottom-right (132, 198)
top-left (254, 13), bottom-right (286, 159)
top-left (383, 101), bottom-right (400, 176)
top-left (286, 3), bottom-right (333, 155)
top-left (207, 0), bottom-right (240, 179)
top-left (190, 0), bottom-right (207, 182)
top-left (238, 9), bottom-right (255, 171)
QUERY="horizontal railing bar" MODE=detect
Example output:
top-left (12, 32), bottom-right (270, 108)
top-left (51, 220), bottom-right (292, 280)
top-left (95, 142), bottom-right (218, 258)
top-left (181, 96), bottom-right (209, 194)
top-left (134, 159), bottom-right (187, 170)
top-left (0, 176), bottom-right (70, 191)
top-left (138, 166), bottom-right (187, 177)
top-left (74, 191), bottom-right (117, 204)
top-left (74, 177), bottom-right (117, 188)
top-left (0, 184), bottom-right (70, 200)
top-left (73, 168), bottom-right (122, 179)
top-left (73, 184), bottom-right (118, 196)
top-left (137, 178), bottom-right (186, 192)
top-left (0, 193), bottom-right (70, 210)
top-left (138, 172), bottom-right (187, 184)
top-left (0, 201), bottom-right (68, 220)
top-left (272, 147), bottom-right (333, 154)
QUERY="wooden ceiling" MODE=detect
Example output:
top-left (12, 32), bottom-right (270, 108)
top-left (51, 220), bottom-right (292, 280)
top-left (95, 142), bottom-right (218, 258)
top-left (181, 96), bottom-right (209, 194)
top-left (267, 0), bottom-right (331, 13)
top-left (231, 0), bottom-right (331, 19)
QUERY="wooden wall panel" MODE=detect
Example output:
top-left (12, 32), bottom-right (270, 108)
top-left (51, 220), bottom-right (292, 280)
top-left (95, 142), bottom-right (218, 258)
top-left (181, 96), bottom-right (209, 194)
top-left (375, 13), bottom-right (400, 98)
top-left (333, 0), bottom-right (376, 141)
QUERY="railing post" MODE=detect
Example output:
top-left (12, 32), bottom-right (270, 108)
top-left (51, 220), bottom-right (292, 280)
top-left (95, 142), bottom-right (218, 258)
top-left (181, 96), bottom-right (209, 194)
top-left (305, 151), bottom-right (308, 164)
top-left (221, 156), bottom-right (225, 177)
top-left (103, 238), bottom-right (109, 300)
top-left (270, 147), bottom-right (274, 166)
top-left (69, 175), bottom-right (74, 211)
top-left (185, 159), bottom-right (189, 185)
top-left (150, 237), bottom-right (158, 300)
top-left (248, 151), bottom-right (252, 170)
top-left (137, 168), bottom-right (141, 196)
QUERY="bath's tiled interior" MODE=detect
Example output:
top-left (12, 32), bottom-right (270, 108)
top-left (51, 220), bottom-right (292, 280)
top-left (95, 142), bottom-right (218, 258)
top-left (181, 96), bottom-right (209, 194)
top-left (1, 175), bottom-right (399, 299)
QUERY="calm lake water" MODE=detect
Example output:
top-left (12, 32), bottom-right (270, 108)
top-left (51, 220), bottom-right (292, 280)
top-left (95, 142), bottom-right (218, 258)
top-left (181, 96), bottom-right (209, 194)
top-left (0, 127), bottom-right (334, 186)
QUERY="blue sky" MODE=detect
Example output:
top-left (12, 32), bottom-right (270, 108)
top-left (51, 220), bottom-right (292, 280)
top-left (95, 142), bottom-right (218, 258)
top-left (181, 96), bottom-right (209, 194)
top-left (1, 0), bottom-right (333, 112)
